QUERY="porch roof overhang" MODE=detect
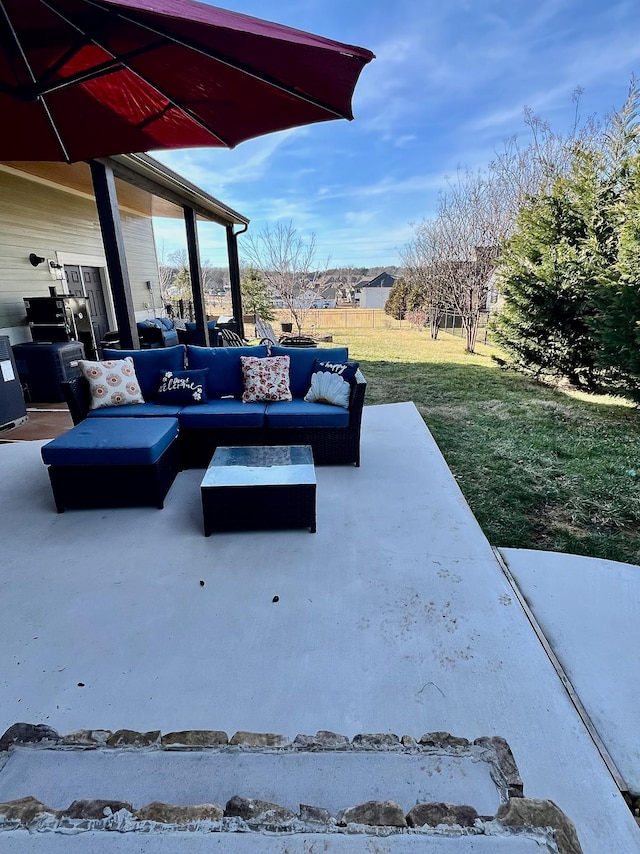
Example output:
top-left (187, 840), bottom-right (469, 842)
top-left (0, 154), bottom-right (249, 228)
top-left (1, 153), bottom-right (249, 346)
top-left (105, 153), bottom-right (249, 227)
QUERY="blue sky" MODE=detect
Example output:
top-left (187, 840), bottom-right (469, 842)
top-left (151, 0), bottom-right (640, 269)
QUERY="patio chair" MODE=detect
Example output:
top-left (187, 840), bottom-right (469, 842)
top-left (219, 327), bottom-right (249, 347)
top-left (254, 317), bottom-right (279, 345)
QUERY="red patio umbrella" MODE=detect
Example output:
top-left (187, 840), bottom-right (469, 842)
top-left (0, 0), bottom-right (374, 162)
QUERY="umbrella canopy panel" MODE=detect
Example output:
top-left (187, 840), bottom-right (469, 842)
top-left (0, 0), bottom-right (374, 162)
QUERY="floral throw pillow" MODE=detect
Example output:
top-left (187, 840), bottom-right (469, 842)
top-left (241, 355), bottom-right (292, 402)
top-left (79, 358), bottom-right (144, 410)
top-left (157, 369), bottom-right (208, 405)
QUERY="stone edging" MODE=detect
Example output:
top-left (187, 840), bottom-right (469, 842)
top-left (0, 723), bottom-right (582, 853)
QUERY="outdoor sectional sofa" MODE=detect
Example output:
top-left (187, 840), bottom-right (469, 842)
top-left (61, 343), bottom-right (367, 469)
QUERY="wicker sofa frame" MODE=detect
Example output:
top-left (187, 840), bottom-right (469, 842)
top-left (62, 371), bottom-right (366, 468)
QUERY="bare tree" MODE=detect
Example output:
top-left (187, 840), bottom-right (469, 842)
top-left (401, 171), bottom-right (499, 352)
top-left (435, 171), bottom-right (500, 352)
top-left (399, 94), bottom-right (604, 353)
top-left (485, 92), bottom-right (601, 238)
top-left (241, 221), bottom-right (329, 336)
top-left (156, 241), bottom-right (178, 302)
top-left (401, 220), bottom-right (449, 338)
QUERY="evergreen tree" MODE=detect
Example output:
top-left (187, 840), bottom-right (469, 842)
top-left (384, 278), bottom-right (411, 320)
top-left (240, 267), bottom-right (275, 321)
top-left (591, 154), bottom-right (640, 400)
top-left (492, 181), bottom-right (599, 388)
top-left (493, 77), bottom-right (640, 396)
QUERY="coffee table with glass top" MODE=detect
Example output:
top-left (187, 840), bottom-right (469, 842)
top-left (200, 445), bottom-right (316, 536)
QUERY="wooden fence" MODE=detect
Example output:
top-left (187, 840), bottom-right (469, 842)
top-left (169, 300), bottom-right (490, 341)
top-left (272, 309), bottom-right (404, 331)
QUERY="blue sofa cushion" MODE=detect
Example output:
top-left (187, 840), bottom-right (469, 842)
top-left (138, 317), bottom-right (176, 332)
top-left (184, 320), bottom-right (218, 345)
top-left (187, 345), bottom-right (268, 398)
top-left (161, 329), bottom-right (179, 347)
top-left (270, 347), bottom-right (348, 398)
top-left (185, 320), bottom-right (218, 333)
top-left (265, 399), bottom-right (349, 428)
top-left (103, 345), bottom-right (186, 401)
top-left (41, 417), bottom-right (179, 466)
top-left (136, 318), bottom-right (178, 348)
top-left (179, 399), bottom-right (266, 429)
top-left (157, 368), bottom-right (208, 405)
top-left (87, 402), bottom-right (184, 418)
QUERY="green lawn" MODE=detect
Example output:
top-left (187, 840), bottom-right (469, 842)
top-left (328, 326), bottom-right (640, 565)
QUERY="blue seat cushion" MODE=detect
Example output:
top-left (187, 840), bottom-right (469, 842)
top-left (160, 328), bottom-right (179, 347)
top-left (41, 417), bottom-right (179, 466)
top-left (270, 347), bottom-right (348, 398)
top-left (87, 402), bottom-right (184, 418)
top-left (179, 399), bottom-right (266, 429)
top-left (187, 345), bottom-right (268, 398)
top-left (184, 320), bottom-right (218, 345)
top-left (103, 345), bottom-right (186, 401)
top-left (185, 320), bottom-right (218, 333)
top-left (137, 319), bottom-right (161, 332)
top-left (265, 399), bottom-right (349, 428)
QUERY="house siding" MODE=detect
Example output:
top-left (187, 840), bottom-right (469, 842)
top-left (120, 212), bottom-right (161, 314)
top-left (0, 169), bottom-right (159, 342)
top-left (356, 272), bottom-right (397, 310)
top-left (358, 287), bottom-right (392, 309)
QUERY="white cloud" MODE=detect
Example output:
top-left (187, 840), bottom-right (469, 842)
top-left (313, 172), bottom-right (446, 202)
top-left (152, 127), bottom-right (306, 194)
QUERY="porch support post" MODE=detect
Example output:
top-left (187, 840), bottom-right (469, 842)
top-left (226, 224), bottom-right (245, 340)
top-left (89, 160), bottom-right (139, 350)
top-left (184, 206), bottom-right (209, 346)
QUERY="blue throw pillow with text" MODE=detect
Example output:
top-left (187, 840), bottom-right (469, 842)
top-left (156, 369), bottom-right (208, 405)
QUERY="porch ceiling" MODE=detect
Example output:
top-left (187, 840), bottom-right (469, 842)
top-left (0, 155), bottom-right (248, 226)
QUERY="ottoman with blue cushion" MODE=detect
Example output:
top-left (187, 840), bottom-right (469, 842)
top-left (41, 417), bottom-right (180, 512)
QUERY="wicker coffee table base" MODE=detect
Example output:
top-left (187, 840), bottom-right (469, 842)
top-left (201, 445), bottom-right (316, 536)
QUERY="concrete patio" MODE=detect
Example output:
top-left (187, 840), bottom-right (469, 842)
top-left (0, 402), bottom-right (638, 852)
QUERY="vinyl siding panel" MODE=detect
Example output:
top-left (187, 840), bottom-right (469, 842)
top-left (358, 287), bottom-right (391, 309)
top-left (0, 170), bottom-right (159, 339)
top-left (120, 213), bottom-right (160, 310)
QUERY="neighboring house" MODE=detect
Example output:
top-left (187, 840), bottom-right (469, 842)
top-left (265, 283), bottom-right (336, 311)
top-left (0, 155), bottom-right (248, 348)
top-left (355, 272), bottom-right (398, 309)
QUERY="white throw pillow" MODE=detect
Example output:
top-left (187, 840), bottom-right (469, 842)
top-left (304, 370), bottom-right (350, 408)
